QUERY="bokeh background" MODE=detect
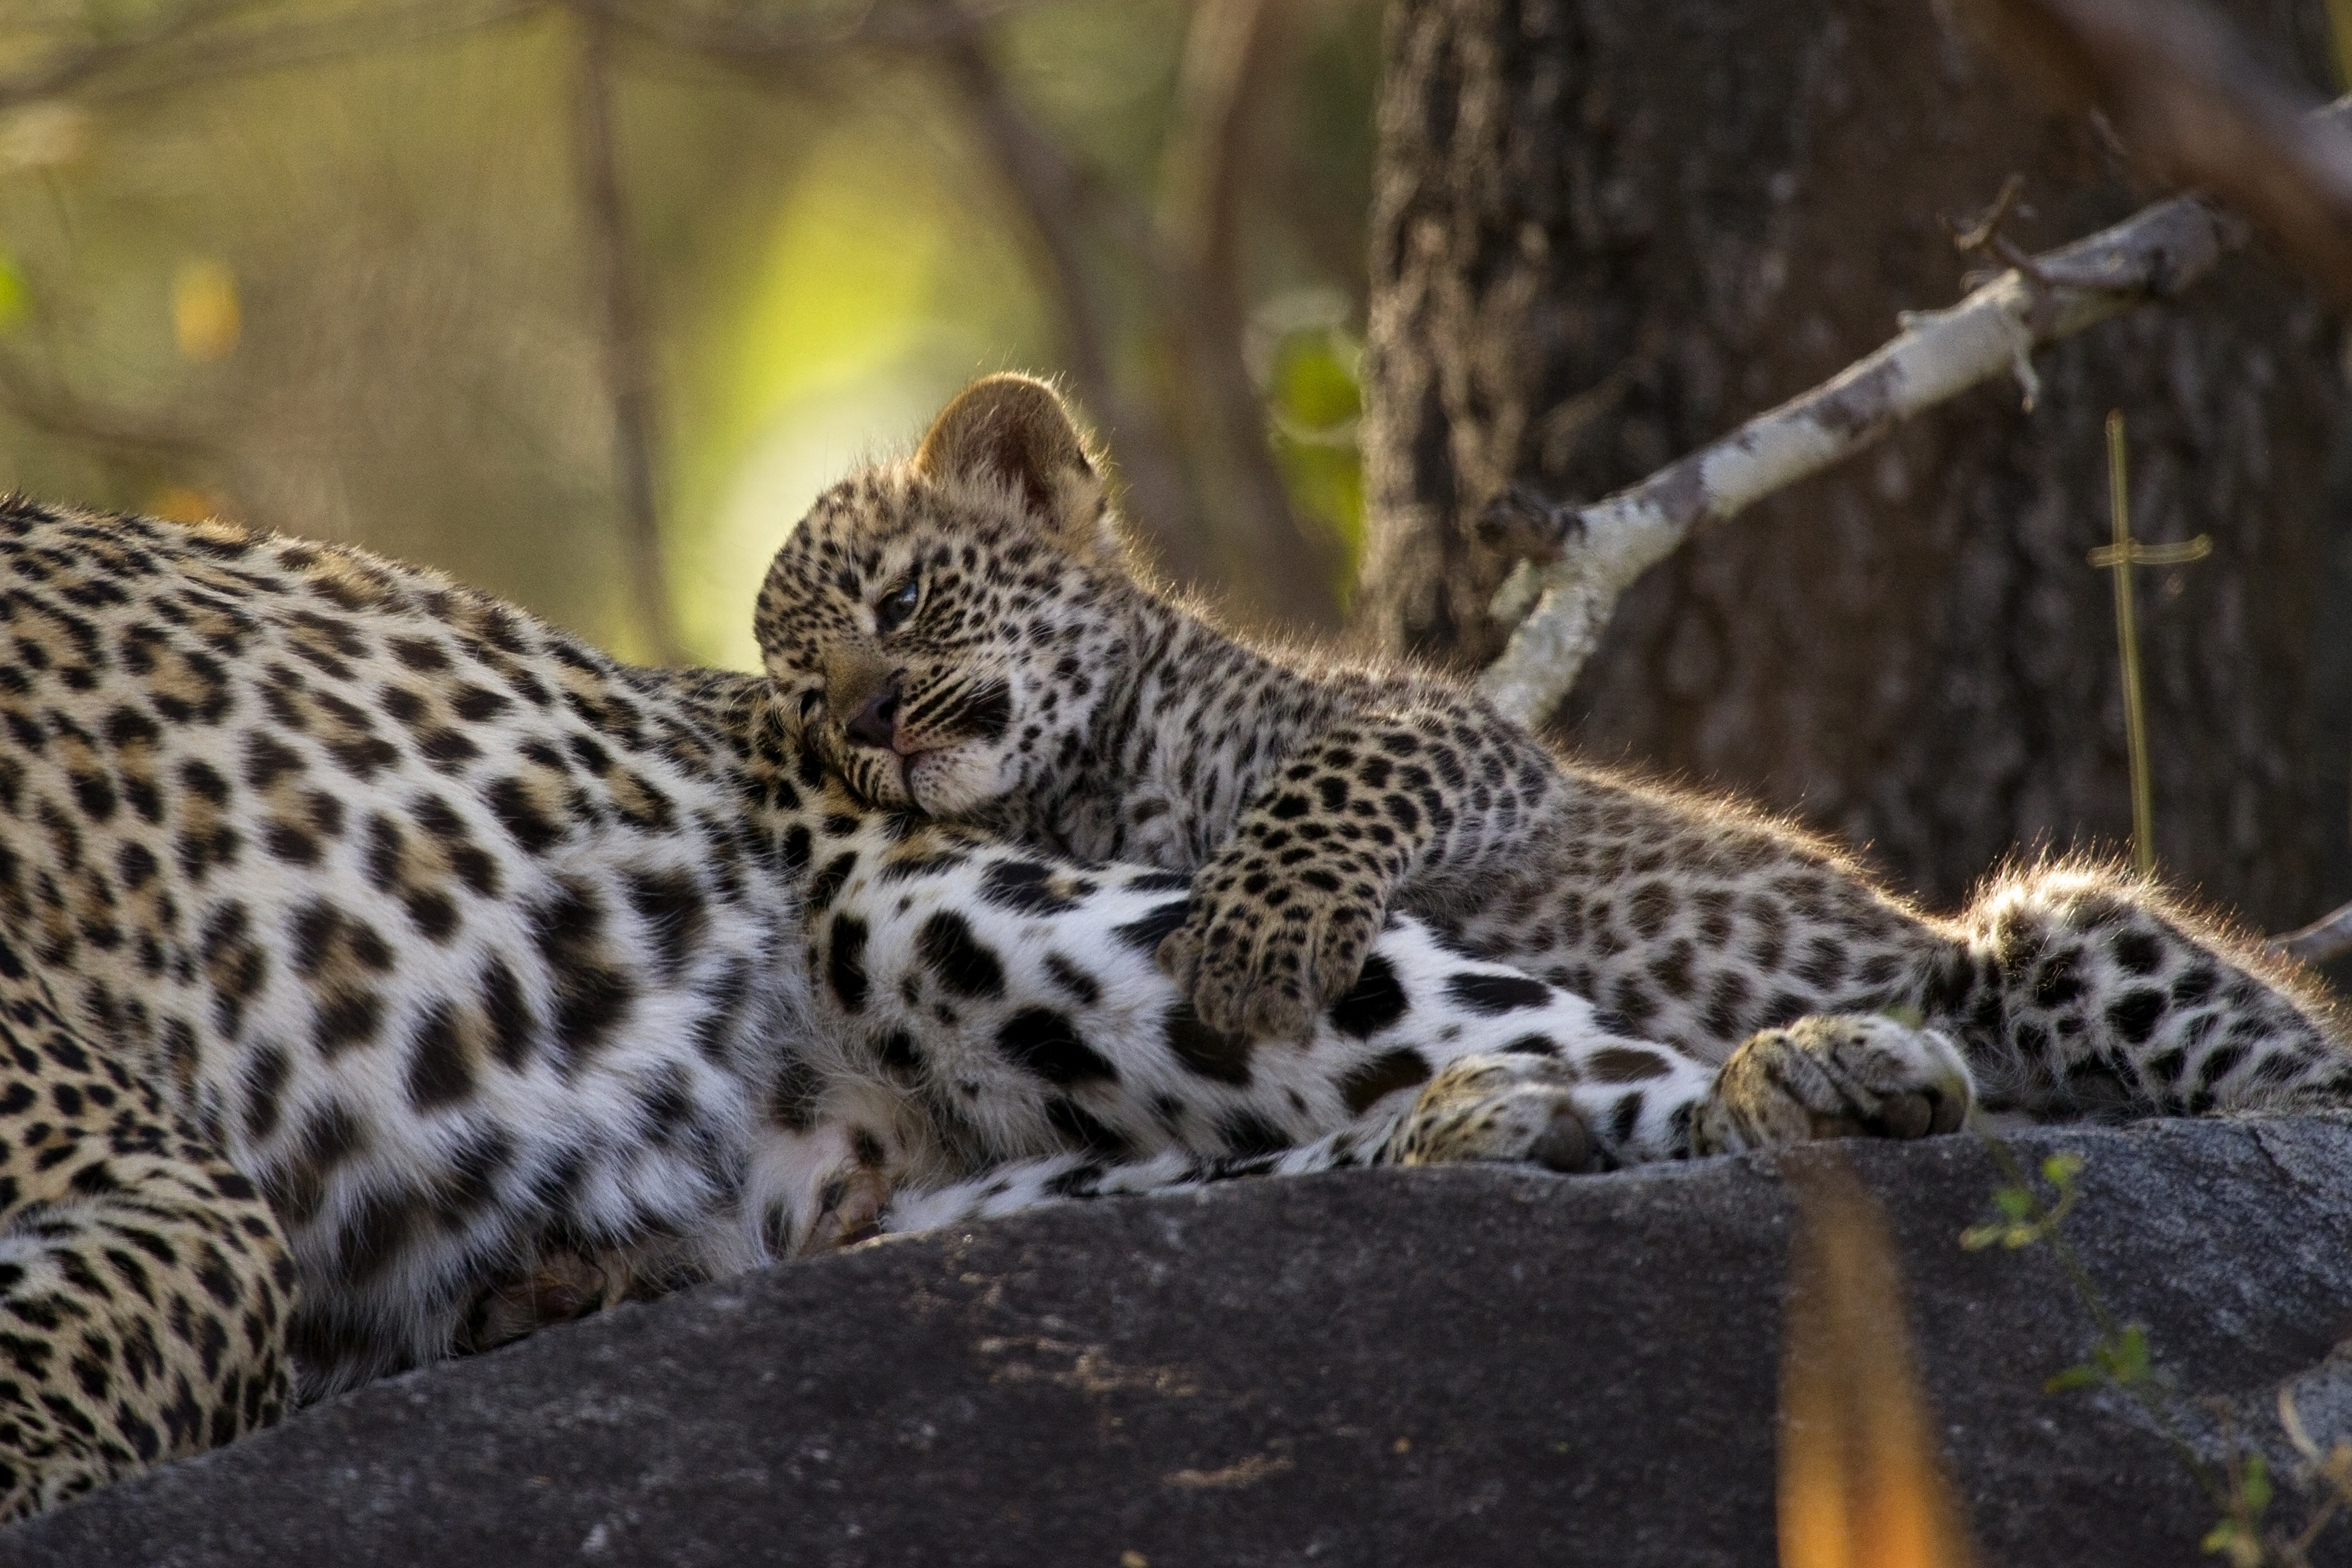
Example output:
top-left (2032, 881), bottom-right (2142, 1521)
top-left (0, 0), bottom-right (1375, 672)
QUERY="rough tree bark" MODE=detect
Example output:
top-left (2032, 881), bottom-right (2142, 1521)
top-left (1358, 0), bottom-right (2348, 927)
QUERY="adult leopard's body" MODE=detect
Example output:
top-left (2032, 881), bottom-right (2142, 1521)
top-left (0, 495), bottom-right (1948, 1518)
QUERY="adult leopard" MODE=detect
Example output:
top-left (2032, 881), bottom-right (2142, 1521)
top-left (0, 494), bottom-right (1958, 1517)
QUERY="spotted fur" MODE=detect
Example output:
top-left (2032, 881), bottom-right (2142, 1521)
top-left (0, 940), bottom-right (289, 1520)
top-left (753, 374), bottom-right (2352, 1129)
top-left (0, 492), bottom-right (1948, 1514)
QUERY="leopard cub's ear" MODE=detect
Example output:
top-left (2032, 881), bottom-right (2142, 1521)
top-left (914, 374), bottom-right (1121, 566)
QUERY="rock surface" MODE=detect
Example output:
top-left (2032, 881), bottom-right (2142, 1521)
top-left (11, 1118), bottom-right (2352, 1567)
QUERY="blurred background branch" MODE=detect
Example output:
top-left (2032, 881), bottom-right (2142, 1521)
top-left (1153, 0), bottom-right (1341, 628)
top-left (927, 12), bottom-right (1207, 590)
top-left (568, 0), bottom-right (681, 663)
top-left (2275, 898), bottom-right (2352, 963)
top-left (0, 0), bottom-right (245, 108)
top-left (1956, 0), bottom-right (2352, 303)
top-left (0, 353), bottom-right (213, 461)
top-left (4, 1), bottom-right (541, 109)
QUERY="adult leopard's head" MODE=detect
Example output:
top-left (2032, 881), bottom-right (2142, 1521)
top-left (753, 374), bottom-right (1138, 819)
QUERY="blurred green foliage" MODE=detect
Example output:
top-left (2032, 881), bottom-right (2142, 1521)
top-left (0, 254), bottom-right (27, 334)
top-left (1262, 301), bottom-right (1363, 594)
top-left (0, 0), bottom-right (1377, 666)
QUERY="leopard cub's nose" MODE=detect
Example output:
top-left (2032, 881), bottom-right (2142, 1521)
top-left (844, 680), bottom-right (900, 750)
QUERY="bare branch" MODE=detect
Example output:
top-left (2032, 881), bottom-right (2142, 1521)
top-left (1471, 100), bottom-right (2352, 726)
top-left (0, 0), bottom-right (249, 109)
top-left (587, 0), bottom-right (1042, 63)
top-left (568, 3), bottom-right (684, 666)
top-left (0, 356), bottom-right (214, 463)
top-left (1954, 0), bottom-right (2352, 305)
top-left (1153, 0), bottom-right (1341, 631)
top-left (926, 19), bottom-right (1204, 589)
top-left (2272, 900), bottom-right (2352, 966)
top-left (943, 0), bottom-right (1340, 628)
top-left (4, 0), bottom-right (542, 109)
top-left (1162, 0), bottom-right (1275, 281)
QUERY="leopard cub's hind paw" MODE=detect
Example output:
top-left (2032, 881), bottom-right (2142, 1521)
top-left (1383, 1054), bottom-right (1613, 1174)
top-left (1695, 1012), bottom-right (1974, 1156)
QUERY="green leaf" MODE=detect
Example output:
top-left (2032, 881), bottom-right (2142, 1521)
top-left (1958, 1223), bottom-right (2001, 1251)
top-left (1268, 328), bottom-right (1362, 431)
top-left (2104, 1324), bottom-right (2151, 1383)
top-left (2200, 1517), bottom-right (2264, 1568)
top-left (2241, 1451), bottom-right (2271, 1516)
top-left (0, 255), bottom-right (25, 335)
top-left (1994, 1187), bottom-right (2035, 1221)
top-left (2041, 1152), bottom-right (2084, 1186)
top-left (2046, 1363), bottom-right (2104, 1393)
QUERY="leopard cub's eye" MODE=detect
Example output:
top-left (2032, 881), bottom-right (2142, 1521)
top-left (874, 573), bottom-right (921, 635)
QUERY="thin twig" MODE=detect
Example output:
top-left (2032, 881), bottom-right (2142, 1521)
top-left (568, 3), bottom-right (683, 666)
top-left (1470, 100), bottom-right (2352, 726)
top-left (1945, 172), bottom-right (2029, 254)
top-left (2098, 413), bottom-right (2156, 876)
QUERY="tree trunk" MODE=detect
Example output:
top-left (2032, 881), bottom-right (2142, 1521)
top-left (1358, 0), bottom-right (2348, 929)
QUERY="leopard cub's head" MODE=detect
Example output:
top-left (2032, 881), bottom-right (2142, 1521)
top-left (754, 373), bottom-right (1140, 818)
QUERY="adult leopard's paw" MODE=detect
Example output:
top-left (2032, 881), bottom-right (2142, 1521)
top-left (458, 1250), bottom-right (631, 1354)
top-left (1695, 1013), bottom-right (1974, 1155)
top-left (1156, 844), bottom-right (1387, 1040)
top-left (757, 1121), bottom-right (898, 1260)
top-left (1381, 1054), bottom-right (1613, 1174)
top-left (799, 1159), bottom-right (892, 1255)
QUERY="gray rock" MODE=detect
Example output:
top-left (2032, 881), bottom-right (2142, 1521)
top-left (11, 1119), bottom-right (2352, 1567)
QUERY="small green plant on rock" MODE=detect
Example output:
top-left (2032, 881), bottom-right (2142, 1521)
top-left (1961, 1142), bottom-right (2352, 1567)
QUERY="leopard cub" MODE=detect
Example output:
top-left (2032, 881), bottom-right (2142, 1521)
top-left (755, 374), bottom-right (2351, 1131)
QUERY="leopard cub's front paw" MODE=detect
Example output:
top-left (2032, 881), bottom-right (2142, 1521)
top-left (1156, 848), bottom-right (1386, 1040)
top-left (1695, 1013), bottom-right (1974, 1156)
